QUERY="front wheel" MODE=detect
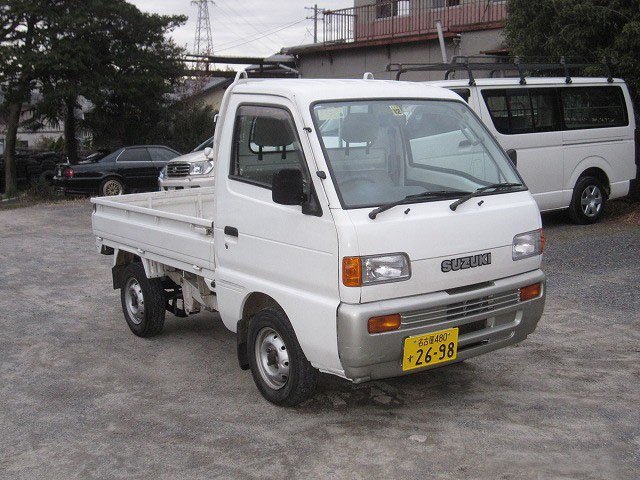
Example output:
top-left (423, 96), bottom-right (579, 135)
top-left (120, 263), bottom-right (165, 337)
top-left (568, 176), bottom-right (606, 224)
top-left (248, 308), bottom-right (318, 406)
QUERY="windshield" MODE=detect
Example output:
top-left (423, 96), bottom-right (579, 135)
top-left (312, 99), bottom-right (523, 209)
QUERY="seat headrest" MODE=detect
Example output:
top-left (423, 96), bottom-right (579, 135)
top-left (252, 117), bottom-right (294, 147)
top-left (341, 113), bottom-right (378, 144)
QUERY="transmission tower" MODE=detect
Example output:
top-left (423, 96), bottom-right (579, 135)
top-left (192, 0), bottom-right (214, 77)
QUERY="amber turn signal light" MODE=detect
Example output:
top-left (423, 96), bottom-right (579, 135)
top-left (368, 314), bottom-right (401, 334)
top-left (342, 256), bottom-right (362, 287)
top-left (520, 283), bottom-right (542, 302)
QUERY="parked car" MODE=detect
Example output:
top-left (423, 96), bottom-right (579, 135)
top-left (54, 145), bottom-right (180, 196)
top-left (158, 136), bottom-right (214, 191)
top-left (91, 76), bottom-right (545, 406)
top-left (423, 75), bottom-right (637, 223)
top-left (0, 150), bottom-right (66, 193)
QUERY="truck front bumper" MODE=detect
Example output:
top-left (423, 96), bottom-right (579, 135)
top-left (337, 269), bottom-right (545, 383)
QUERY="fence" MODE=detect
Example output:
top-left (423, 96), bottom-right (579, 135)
top-left (323, 0), bottom-right (507, 44)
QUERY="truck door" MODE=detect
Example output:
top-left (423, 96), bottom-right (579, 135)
top-left (213, 95), bottom-right (341, 370)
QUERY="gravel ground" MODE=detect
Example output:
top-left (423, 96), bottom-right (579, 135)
top-left (1, 199), bottom-right (639, 479)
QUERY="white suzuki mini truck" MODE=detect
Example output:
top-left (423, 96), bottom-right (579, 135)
top-left (92, 74), bottom-right (546, 406)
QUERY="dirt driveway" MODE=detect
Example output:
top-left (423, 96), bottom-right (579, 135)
top-left (1, 199), bottom-right (638, 479)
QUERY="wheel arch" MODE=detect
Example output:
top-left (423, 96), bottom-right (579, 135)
top-left (236, 292), bottom-right (282, 370)
top-left (567, 157), bottom-right (612, 197)
top-left (111, 248), bottom-right (143, 289)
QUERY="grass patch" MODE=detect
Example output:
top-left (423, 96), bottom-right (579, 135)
top-left (0, 179), bottom-right (82, 210)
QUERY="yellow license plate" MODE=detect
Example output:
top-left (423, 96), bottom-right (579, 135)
top-left (402, 327), bottom-right (459, 371)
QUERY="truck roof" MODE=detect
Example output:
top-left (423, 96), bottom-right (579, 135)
top-left (231, 78), bottom-right (463, 104)
top-left (426, 77), bottom-right (627, 88)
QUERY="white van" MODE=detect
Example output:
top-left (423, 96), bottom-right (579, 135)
top-left (423, 77), bottom-right (637, 223)
top-left (92, 76), bottom-right (546, 405)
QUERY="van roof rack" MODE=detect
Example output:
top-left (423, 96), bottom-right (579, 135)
top-left (387, 55), bottom-right (614, 86)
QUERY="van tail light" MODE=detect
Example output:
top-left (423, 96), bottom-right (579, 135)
top-left (63, 167), bottom-right (74, 178)
top-left (520, 283), bottom-right (542, 302)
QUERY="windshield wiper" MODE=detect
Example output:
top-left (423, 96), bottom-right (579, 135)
top-left (369, 190), bottom-right (464, 219)
top-left (449, 183), bottom-right (523, 211)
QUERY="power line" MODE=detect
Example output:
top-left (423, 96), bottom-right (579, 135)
top-left (216, 0), bottom-right (284, 48)
top-left (215, 18), bottom-right (308, 53)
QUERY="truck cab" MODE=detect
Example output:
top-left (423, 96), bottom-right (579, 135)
top-left (92, 75), bottom-right (546, 405)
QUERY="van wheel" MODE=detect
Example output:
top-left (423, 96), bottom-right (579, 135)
top-left (120, 263), bottom-right (165, 337)
top-left (100, 177), bottom-right (125, 196)
top-left (568, 176), bottom-right (606, 224)
top-left (248, 308), bottom-right (318, 406)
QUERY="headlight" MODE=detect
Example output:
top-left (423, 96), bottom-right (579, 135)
top-left (343, 253), bottom-right (411, 286)
top-left (159, 165), bottom-right (167, 180)
top-left (190, 160), bottom-right (214, 175)
top-left (512, 229), bottom-right (545, 260)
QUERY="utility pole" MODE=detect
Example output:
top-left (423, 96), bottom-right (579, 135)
top-left (192, 0), bottom-right (214, 76)
top-left (305, 4), bottom-right (323, 43)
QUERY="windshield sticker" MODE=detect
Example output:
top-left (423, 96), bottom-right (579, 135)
top-left (317, 107), bottom-right (344, 121)
top-left (389, 105), bottom-right (405, 116)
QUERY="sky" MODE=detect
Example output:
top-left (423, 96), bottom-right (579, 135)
top-left (129, 0), bottom-right (351, 58)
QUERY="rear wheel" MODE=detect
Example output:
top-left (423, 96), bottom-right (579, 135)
top-left (568, 176), bottom-right (606, 224)
top-left (100, 177), bottom-right (125, 196)
top-left (120, 263), bottom-right (165, 337)
top-left (248, 308), bottom-right (318, 406)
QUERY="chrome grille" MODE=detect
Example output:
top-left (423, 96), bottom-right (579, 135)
top-left (401, 289), bottom-right (520, 326)
top-left (166, 162), bottom-right (190, 178)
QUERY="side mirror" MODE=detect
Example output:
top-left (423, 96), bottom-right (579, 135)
top-left (506, 149), bottom-right (518, 167)
top-left (204, 147), bottom-right (213, 159)
top-left (272, 169), bottom-right (304, 206)
top-left (213, 113), bottom-right (219, 124)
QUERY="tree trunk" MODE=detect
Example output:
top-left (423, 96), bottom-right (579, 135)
top-left (64, 96), bottom-right (79, 164)
top-left (3, 101), bottom-right (22, 196)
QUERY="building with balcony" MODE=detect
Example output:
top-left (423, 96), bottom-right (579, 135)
top-left (284, 0), bottom-right (508, 80)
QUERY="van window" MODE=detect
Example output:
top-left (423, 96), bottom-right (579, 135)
top-left (530, 88), bottom-right (561, 132)
top-left (483, 89), bottom-right (535, 134)
top-left (483, 86), bottom-right (628, 134)
top-left (230, 105), bottom-right (306, 189)
top-left (560, 86), bottom-right (628, 129)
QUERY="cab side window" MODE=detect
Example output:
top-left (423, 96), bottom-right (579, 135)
top-left (230, 105), bottom-right (306, 189)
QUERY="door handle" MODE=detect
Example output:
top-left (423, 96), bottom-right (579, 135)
top-left (224, 226), bottom-right (238, 237)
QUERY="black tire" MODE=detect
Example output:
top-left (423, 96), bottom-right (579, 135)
top-left (247, 307), bottom-right (318, 406)
top-left (39, 170), bottom-right (54, 185)
top-left (100, 177), bottom-right (125, 196)
top-left (568, 176), bottom-right (607, 224)
top-left (120, 263), bottom-right (165, 337)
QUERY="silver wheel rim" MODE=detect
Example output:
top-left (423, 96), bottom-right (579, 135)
top-left (254, 327), bottom-right (290, 390)
top-left (103, 180), bottom-right (123, 196)
top-left (124, 278), bottom-right (145, 325)
top-left (580, 185), bottom-right (603, 218)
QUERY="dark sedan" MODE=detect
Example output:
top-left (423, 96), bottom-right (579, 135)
top-left (53, 145), bottom-right (180, 196)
